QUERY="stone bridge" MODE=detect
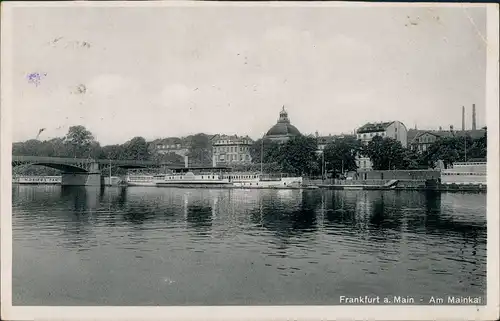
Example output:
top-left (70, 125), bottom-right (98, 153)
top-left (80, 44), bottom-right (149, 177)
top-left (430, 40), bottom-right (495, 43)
top-left (12, 156), bottom-right (182, 186)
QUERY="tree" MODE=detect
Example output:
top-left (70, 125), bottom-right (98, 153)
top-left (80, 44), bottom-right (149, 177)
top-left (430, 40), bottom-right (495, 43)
top-left (101, 144), bottom-right (124, 160)
top-left (121, 136), bottom-right (150, 161)
top-left (363, 136), bottom-right (406, 170)
top-left (425, 135), bottom-right (476, 168)
top-left (186, 133), bottom-right (212, 165)
top-left (151, 151), bottom-right (184, 164)
top-left (250, 138), bottom-right (283, 165)
top-left (323, 136), bottom-right (363, 176)
top-left (400, 148), bottom-right (427, 170)
top-left (12, 139), bottom-right (43, 156)
top-left (279, 136), bottom-right (319, 176)
top-left (63, 125), bottom-right (97, 158)
top-left (468, 131), bottom-right (487, 160)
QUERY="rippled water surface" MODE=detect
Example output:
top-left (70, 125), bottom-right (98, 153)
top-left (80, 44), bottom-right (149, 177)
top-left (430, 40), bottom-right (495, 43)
top-left (12, 186), bottom-right (486, 305)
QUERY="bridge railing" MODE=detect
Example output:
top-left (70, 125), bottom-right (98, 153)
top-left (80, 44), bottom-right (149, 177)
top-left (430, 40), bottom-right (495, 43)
top-left (12, 155), bottom-right (184, 167)
top-left (12, 156), bottom-right (96, 163)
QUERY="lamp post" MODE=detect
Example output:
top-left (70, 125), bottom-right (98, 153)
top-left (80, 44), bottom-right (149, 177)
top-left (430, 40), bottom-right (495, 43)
top-left (321, 151), bottom-right (325, 182)
top-left (260, 136), bottom-right (264, 175)
top-left (464, 135), bottom-right (467, 162)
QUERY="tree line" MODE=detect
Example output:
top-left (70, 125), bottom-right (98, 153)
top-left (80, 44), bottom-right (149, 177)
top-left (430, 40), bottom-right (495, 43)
top-left (12, 126), bottom-right (214, 175)
top-left (12, 125), bottom-right (487, 177)
top-left (247, 130), bottom-right (486, 178)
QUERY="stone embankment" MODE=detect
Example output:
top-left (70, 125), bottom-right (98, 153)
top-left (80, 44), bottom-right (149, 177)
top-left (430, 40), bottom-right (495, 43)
top-left (302, 178), bottom-right (486, 192)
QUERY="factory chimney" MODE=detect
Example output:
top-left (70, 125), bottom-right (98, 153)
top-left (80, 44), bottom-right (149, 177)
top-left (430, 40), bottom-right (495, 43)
top-left (472, 104), bottom-right (477, 130)
top-left (462, 106), bottom-right (465, 131)
top-left (184, 156), bottom-right (189, 168)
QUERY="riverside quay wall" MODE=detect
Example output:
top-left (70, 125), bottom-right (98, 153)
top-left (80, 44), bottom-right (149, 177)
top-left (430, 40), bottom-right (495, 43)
top-left (354, 170), bottom-right (441, 181)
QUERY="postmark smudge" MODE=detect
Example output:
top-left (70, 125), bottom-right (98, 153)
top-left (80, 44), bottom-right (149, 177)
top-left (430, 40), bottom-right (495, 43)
top-left (27, 72), bottom-right (47, 86)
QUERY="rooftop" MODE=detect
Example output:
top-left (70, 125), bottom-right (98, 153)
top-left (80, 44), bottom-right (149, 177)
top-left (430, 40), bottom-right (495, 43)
top-left (409, 128), bottom-right (486, 143)
top-left (357, 121), bottom-right (395, 134)
top-left (265, 106), bottom-right (301, 137)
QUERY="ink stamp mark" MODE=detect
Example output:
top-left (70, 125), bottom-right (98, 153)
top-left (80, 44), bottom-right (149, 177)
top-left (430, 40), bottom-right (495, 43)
top-left (27, 72), bottom-right (47, 86)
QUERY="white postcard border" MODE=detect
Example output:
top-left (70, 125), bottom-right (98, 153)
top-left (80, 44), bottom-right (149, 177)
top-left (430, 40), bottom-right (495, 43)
top-left (1, 2), bottom-right (499, 321)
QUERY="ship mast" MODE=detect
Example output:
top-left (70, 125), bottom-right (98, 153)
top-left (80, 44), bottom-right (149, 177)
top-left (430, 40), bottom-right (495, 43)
top-left (260, 137), bottom-right (264, 175)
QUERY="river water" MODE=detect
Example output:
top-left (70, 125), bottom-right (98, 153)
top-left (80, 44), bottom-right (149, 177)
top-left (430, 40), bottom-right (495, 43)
top-left (12, 185), bottom-right (486, 306)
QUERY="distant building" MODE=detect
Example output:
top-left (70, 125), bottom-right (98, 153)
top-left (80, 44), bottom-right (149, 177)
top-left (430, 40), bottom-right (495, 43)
top-left (355, 121), bottom-right (408, 171)
top-left (212, 134), bottom-right (253, 165)
top-left (316, 132), bottom-right (356, 153)
top-left (356, 121), bottom-right (408, 147)
top-left (150, 137), bottom-right (189, 157)
top-left (409, 127), bottom-right (486, 153)
top-left (264, 106), bottom-right (301, 143)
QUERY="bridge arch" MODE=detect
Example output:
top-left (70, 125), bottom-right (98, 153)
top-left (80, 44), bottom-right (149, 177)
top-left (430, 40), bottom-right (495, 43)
top-left (12, 161), bottom-right (90, 173)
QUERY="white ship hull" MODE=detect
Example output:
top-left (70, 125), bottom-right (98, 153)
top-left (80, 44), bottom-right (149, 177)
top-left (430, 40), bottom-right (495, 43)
top-left (441, 162), bottom-right (487, 185)
top-left (127, 172), bottom-right (303, 189)
top-left (231, 177), bottom-right (303, 189)
top-left (126, 175), bottom-right (163, 187)
top-left (156, 172), bottom-right (232, 187)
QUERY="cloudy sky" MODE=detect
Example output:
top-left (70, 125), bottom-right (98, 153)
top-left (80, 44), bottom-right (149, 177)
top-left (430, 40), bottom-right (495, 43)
top-left (8, 3), bottom-right (487, 145)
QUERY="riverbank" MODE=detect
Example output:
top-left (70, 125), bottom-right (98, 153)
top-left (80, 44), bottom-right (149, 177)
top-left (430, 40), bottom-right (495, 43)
top-left (13, 176), bottom-right (486, 192)
top-left (302, 180), bottom-right (486, 192)
top-left (311, 184), bottom-right (487, 192)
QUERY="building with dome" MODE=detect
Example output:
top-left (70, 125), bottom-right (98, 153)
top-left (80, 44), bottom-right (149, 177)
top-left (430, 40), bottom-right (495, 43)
top-left (264, 106), bottom-right (301, 143)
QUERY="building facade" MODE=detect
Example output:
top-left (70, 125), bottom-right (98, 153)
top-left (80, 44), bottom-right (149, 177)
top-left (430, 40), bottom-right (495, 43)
top-left (408, 127), bottom-right (486, 153)
top-left (316, 133), bottom-right (356, 152)
top-left (264, 107), bottom-right (301, 143)
top-left (151, 138), bottom-right (189, 157)
top-left (212, 134), bottom-right (253, 165)
top-left (355, 121), bottom-right (408, 171)
top-left (409, 131), bottom-right (451, 153)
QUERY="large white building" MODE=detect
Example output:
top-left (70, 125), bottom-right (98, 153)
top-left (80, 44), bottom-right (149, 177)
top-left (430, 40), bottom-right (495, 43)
top-left (151, 138), bottom-right (189, 157)
top-left (355, 121), bottom-right (408, 171)
top-left (212, 134), bottom-right (253, 165)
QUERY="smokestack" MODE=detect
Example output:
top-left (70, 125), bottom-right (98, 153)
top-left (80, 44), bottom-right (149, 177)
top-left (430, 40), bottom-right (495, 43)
top-left (212, 154), bottom-right (217, 168)
top-left (462, 106), bottom-right (465, 131)
top-left (472, 104), bottom-right (477, 130)
top-left (184, 156), bottom-right (188, 168)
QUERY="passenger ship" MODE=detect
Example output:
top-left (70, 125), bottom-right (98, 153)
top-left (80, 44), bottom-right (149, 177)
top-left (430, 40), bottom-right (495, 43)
top-left (223, 172), bottom-right (303, 189)
top-left (155, 170), bottom-right (232, 188)
top-left (126, 168), bottom-right (303, 189)
top-left (126, 174), bottom-right (165, 186)
top-left (440, 161), bottom-right (487, 185)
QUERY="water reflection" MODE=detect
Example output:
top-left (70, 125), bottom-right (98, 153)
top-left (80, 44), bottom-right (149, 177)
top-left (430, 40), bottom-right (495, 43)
top-left (249, 189), bottom-right (319, 238)
top-left (12, 186), bottom-right (487, 305)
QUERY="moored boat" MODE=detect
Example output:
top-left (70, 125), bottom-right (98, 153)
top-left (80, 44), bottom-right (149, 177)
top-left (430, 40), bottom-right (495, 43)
top-left (13, 176), bottom-right (62, 185)
top-left (155, 171), bottom-right (232, 188)
top-left (222, 172), bottom-right (303, 189)
top-left (126, 174), bottom-right (165, 187)
top-left (440, 161), bottom-right (487, 185)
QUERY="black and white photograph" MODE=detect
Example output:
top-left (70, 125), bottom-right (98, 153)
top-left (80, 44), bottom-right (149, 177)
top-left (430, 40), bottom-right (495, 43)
top-left (1, 2), bottom-right (499, 320)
